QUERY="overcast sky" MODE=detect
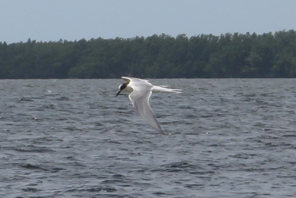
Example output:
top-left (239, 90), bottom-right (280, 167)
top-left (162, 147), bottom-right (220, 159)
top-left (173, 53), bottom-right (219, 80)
top-left (1, 0), bottom-right (296, 43)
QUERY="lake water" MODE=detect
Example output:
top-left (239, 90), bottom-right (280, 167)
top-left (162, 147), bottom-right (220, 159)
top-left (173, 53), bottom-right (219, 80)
top-left (0, 79), bottom-right (296, 198)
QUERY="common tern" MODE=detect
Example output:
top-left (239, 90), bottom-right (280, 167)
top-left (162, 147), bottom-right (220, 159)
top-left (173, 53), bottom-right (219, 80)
top-left (116, 76), bottom-right (181, 134)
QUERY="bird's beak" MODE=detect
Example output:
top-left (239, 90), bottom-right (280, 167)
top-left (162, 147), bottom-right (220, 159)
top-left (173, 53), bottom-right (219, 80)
top-left (116, 91), bottom-right (121, 97)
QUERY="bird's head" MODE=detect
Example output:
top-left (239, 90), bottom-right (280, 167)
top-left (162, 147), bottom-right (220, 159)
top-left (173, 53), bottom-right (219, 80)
top-left (116, 82), bottom-right (128, 97)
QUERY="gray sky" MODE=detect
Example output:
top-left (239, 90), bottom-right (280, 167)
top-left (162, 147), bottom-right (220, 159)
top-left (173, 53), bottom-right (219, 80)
top-left (1, 0), bottom-right (296, 43)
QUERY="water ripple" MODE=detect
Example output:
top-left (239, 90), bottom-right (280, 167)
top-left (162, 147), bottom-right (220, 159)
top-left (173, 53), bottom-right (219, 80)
top-left (0, 79), bottom-right (296, 197)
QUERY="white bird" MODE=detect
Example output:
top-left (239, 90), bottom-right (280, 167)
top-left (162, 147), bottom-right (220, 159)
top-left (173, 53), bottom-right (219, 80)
top-left (116, 76), bottom-right (181, 134)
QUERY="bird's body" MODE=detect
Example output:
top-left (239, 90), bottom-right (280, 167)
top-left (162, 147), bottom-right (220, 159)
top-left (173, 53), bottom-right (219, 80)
top-left (116, 76), bottom-right (181, 134)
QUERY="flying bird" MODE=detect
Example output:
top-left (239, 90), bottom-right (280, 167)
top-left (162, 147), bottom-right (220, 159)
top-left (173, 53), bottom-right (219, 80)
top-left (116, 76), bottom-right (181, 134)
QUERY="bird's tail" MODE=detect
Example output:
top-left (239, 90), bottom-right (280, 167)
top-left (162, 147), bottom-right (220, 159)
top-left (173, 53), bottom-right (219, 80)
top-left (152, 85), bottom-right (182, 93)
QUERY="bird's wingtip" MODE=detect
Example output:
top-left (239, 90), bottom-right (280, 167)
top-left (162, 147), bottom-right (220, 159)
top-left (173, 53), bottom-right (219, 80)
top-left (121, 76), bottom-right (131, 82)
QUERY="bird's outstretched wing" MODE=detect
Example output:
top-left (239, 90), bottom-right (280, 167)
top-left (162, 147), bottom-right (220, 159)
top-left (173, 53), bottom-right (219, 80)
top-left (128, 87), bottom-right (164, 134)
top-left (121, 76), bottom-right (131, 82)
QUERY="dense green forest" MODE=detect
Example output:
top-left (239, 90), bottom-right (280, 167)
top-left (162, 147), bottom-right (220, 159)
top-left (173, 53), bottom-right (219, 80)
top-left (0, 30), bottom-right (296, 79)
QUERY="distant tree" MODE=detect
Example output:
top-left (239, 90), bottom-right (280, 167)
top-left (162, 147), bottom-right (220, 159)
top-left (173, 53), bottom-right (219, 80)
top-left (1, 30), bottom-right (296, 78)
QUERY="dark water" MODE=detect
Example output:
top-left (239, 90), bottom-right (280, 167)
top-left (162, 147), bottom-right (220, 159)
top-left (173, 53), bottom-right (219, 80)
top-left (0, 79), bottom-right (296, 198)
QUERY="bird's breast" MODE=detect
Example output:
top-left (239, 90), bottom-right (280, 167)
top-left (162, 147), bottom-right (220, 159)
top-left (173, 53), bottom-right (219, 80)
top-left (123, 86), bottom-right (134, 93)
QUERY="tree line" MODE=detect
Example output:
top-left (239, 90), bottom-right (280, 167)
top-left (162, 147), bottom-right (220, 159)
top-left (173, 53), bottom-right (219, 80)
top-left (0, 30), bottom-right (296, 79)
